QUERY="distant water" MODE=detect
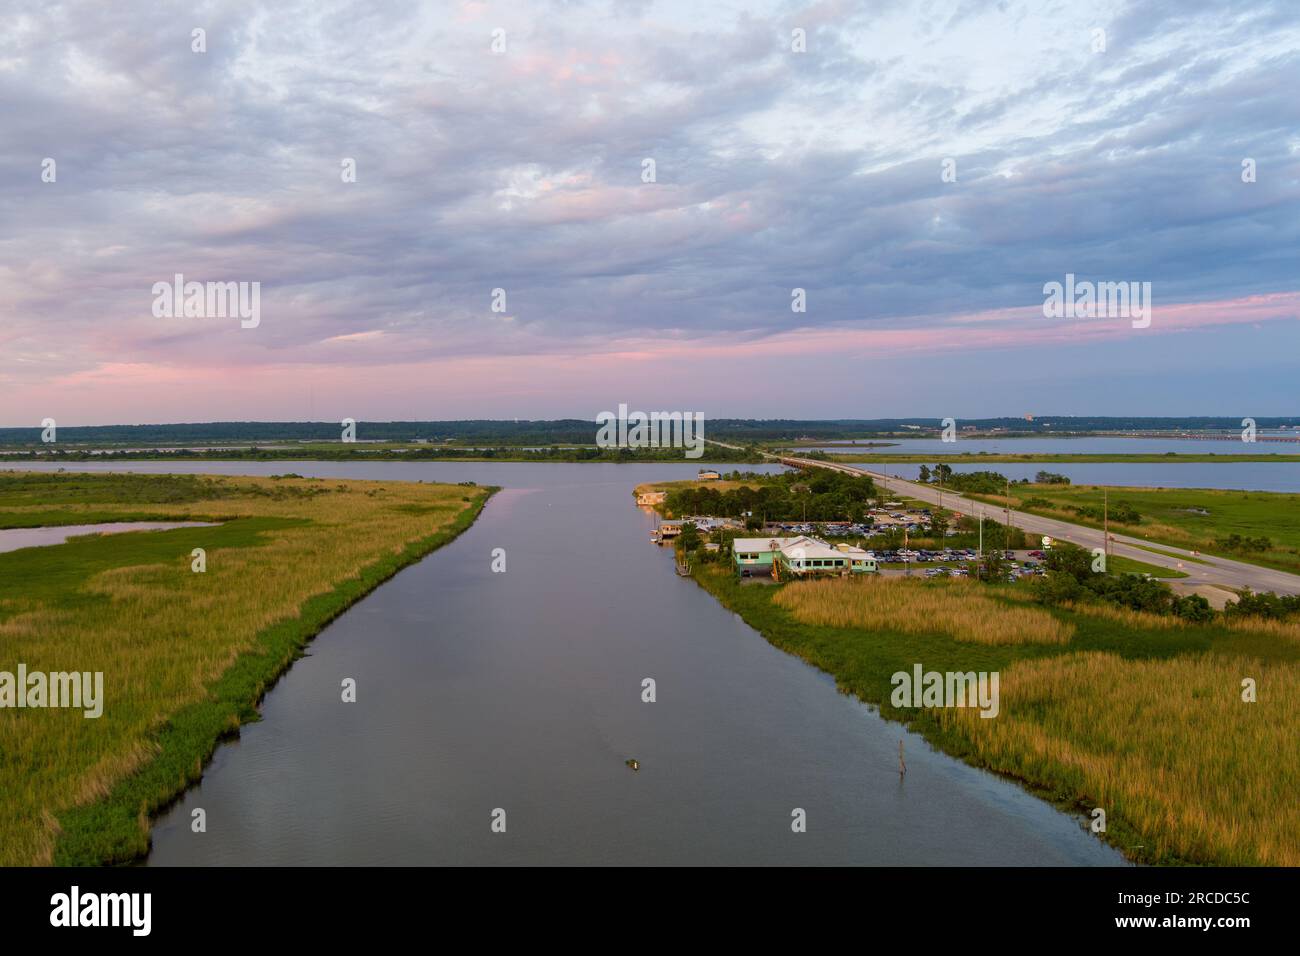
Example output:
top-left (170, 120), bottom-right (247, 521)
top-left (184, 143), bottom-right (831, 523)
top-left (0, 521), bottom-right (217, 554)
top-left (790, 437), bottom-right (1299, 492)
top-left (863, 462), bottom-right (1299, 493)
top-left (797, 435), bottom-right (1297, 455)
top-left (9, 438), bottom-right (1297, 492)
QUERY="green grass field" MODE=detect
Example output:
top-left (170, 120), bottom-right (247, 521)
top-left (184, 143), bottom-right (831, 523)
top-left (692, 565), bottom-right (1299, 865)
top-left (1107, 554), bottom-right (1189, 578)
top-left (963, 484), bottom-right (1300, 576)
top-left (0, 471), bottom-right (492, 865)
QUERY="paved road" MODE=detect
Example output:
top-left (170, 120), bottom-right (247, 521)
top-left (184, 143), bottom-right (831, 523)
top-left (704, 440), bottom-right (1300, 596)
top-left (786, 455), bottom-right (1300, 597)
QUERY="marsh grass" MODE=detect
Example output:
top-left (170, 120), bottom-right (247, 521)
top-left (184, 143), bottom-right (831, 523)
top-left (1224, 615), bottom-right (1300, 646)
top-left (774, 576), bottom-right (1073, 645)
top-left (693, 564), bottom-right (1299, 865)
top-left (933, 652), bottom-right (1300, 865)
top-left (1060, 600), bottom-right (1189, 630)
top-left (0, 472), bottom-right (492, 865)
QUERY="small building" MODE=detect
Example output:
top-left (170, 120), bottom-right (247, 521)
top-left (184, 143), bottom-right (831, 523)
top-left (697, 470), bottom-right (721, 480)
top-left (685, 515), bottom-right (740, 532)
top-left (732, 536), bottom-right (877, 578)
top-left (835, 542), bottom-right (877, 573)
top-left (636, 491), bottom-right (667, 506)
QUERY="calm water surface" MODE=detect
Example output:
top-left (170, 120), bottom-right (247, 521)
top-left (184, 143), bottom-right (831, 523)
top-left (793, 438), bottom-right (1299, 492)
top-left (800, 436), bottom-right (1297, 455)
top-left (5, 461), bottom-right (1124, 865)
top-left (0, 521), bottom-right (217, 554)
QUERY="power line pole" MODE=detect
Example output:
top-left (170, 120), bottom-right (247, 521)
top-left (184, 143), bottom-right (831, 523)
top-left (1104, 487), bottom-right (1110, 563)
top-left (1004, 477), bottom-right (1011, 551)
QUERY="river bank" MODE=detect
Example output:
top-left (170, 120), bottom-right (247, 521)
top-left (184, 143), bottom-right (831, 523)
top-left (0, 472), bottom-right (494, 865)
top-left (686, 564), bottom-right (1299, 865)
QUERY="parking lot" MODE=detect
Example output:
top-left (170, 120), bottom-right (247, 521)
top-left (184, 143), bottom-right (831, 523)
top-left (875, 549), bottom-right (1047, 582)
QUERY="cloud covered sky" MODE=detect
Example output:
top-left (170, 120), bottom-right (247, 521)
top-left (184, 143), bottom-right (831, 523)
top-left (1, 0), bottom-right (1298, 424)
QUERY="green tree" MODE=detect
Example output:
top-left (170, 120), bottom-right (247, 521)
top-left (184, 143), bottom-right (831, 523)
top-left (1043, 541), bottom-right (1097, 582)
top-left (676, 521), bottom-right (701, 553)
top-left (977, 549), bottom-right (1009, 582)
top-left (1172, 594), bottom-right (1215, 623)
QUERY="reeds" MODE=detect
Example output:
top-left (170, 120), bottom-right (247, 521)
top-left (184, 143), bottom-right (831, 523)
top-left (932, 652), bottom-right (1300, 865)
top-left (773, 576), bottom-right (1073, 645)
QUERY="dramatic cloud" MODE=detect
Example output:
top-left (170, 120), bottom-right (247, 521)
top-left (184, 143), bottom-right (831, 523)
top-left (1, 0), bottom-right (1297, 421)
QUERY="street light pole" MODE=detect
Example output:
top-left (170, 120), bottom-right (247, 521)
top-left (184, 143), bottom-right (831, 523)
top-left (1004, 478), bottom-right (1012, 552)
top-left (1104, 487), bottom-right (1110, 563)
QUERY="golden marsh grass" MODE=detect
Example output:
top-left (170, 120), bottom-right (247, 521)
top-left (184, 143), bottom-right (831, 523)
top-left (773, 576), bottom-right (1073, 645)
top-left (933, 652), bottom-right (1300, 865)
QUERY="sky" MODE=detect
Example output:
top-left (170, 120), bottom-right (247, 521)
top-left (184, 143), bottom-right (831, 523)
top-left (1, 0), bottom-right (1298, 425)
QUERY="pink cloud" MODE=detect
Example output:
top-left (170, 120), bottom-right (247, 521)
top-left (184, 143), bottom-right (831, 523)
top-left (6, 290), bottom-right (1295, 425)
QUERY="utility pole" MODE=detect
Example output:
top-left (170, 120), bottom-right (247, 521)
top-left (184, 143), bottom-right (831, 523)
top-left (1104, 487), bottom-right (1110, 563)
top-left (979, 508), bottom-right (984, 559)
top-left (1004, 477), bottom-right (1011, 551)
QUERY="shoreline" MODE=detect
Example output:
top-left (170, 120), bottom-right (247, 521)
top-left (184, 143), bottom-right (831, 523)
top-left (49, 487), bottom-right (496, 866)
top-left (685, 563), bottom-right (1249, 867)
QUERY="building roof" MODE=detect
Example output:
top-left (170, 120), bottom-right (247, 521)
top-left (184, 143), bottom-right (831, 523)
top-left (732, 536), bottom-right (848, 562)
top-left (732, 536), bottom-right (809, 553)
top-left (782, 539), bottom-right (844, 561)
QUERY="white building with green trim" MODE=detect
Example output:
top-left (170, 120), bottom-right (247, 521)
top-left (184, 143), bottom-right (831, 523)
top-left (732, 536), bottom-right (876, 578)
